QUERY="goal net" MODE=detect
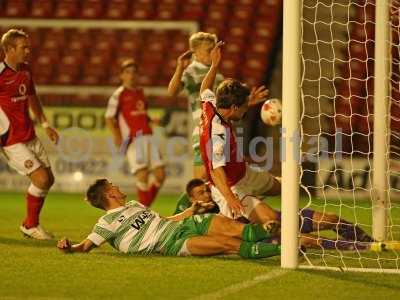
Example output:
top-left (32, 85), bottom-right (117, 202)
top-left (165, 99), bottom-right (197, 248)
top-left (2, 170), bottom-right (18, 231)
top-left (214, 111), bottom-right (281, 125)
top-left (282, 0), bottom-right (400, 273)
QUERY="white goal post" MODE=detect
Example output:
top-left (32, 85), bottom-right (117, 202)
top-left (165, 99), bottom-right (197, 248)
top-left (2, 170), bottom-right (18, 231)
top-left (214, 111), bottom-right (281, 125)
top-left (281, 0), bottom-right (399, 273)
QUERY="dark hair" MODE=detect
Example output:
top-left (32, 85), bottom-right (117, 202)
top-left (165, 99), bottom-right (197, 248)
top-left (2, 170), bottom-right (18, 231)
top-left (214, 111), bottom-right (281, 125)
top-left (216, 79), bottom-right (250, 109)
top-left (186, 178), bottom-right (205, 196)
top-left (86, 179), bottom-right (109, 210)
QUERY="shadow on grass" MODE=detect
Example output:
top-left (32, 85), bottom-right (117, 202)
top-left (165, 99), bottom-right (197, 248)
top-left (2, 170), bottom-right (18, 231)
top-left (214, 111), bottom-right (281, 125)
top-left (299, 269), bottom-right (400, 291)
top-left (93, 251), bottom-right (280, 266)
top-left (0, 236), bottom-right (55, 248)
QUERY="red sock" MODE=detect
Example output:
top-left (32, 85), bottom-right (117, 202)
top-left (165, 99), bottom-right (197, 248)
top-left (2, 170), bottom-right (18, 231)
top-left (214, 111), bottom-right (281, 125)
top-left (137, 188), bottom-right (152, 207)
top-left (146, 184), bottom-right (160, 206)
top-left (23, 193), bottom-right (45, 229)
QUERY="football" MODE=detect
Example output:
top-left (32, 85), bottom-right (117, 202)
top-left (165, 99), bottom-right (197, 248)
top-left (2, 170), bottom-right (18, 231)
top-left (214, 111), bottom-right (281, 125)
top-left (260, 98), bottom-right (282, 126)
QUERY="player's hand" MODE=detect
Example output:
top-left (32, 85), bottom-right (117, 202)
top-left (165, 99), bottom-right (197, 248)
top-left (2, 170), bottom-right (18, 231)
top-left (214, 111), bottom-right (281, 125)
top-left (45, 127), bottom-right (59, 145)
top-left (227, 197), bottom-right (245, 219)
top-left (177, 50), bottom-right (193, 69)
top-left (248, 85), bottom-right (269, 107)
top-left (210, 41), bottom-right (225, 67)
top-left (57, 238), bottom-right (71, 253)
top-left (191, 200), bottom-right (216, 214)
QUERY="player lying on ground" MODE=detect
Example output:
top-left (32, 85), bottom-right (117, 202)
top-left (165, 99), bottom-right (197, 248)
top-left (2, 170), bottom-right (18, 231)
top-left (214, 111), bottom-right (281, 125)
top-left (105, 59), bottom-right (165, 207)
top-left (57, 179), bottom-right (281, 258)
top-left (0, 29), bottom-right (59, 240)
top-left (183, 179), bottom-right (374, 250)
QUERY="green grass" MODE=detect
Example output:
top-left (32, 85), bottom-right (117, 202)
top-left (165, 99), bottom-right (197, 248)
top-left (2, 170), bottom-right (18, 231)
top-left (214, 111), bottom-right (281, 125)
top-left (0, 192), bottom-right (400, 300)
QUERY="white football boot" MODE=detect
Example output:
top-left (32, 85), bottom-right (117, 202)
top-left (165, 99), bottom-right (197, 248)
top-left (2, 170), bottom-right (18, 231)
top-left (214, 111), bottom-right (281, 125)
top-left (20, 224), bottom-right (54, 240)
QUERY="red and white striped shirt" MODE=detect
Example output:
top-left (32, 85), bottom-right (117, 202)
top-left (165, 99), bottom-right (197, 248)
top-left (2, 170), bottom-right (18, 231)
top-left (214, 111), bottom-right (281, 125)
top-left (199, 89), bottom-right (246, 187)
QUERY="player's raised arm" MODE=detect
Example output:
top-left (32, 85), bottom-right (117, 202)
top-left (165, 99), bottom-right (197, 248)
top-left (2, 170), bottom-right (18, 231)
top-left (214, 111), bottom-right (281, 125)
top-left (167, 50), bottom-right (193, 97)
top-left (57, 238), bottom-right (97, 253)
top-left (200, 41), bottom-right (224, 95)
top-left (28, 95), bottom-right (59, 144)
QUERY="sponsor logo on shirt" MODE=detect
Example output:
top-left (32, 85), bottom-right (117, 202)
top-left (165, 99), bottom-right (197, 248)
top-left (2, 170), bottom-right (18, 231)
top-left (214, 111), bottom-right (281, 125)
top-left (24, 159), bottom-right (34, 169)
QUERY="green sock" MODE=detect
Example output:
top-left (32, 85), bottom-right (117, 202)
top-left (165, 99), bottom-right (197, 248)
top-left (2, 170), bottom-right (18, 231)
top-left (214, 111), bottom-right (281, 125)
top-left (242, 224), bottom-right (272, 242)
top-left (239, 242), bottom-right (281, 259)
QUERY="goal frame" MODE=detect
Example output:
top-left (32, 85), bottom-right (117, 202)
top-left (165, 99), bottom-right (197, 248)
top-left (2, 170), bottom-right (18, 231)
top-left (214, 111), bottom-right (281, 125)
top-left (281, 0), bottom-right (392, 271)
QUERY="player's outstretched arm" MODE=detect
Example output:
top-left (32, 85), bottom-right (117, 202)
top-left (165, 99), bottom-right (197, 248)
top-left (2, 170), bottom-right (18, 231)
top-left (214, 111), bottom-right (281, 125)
top-left (29, 95), bottom-right (59, 144)
top-left (200, 41), bottom-right (224, 95)
top-left (167, 50), bottom-right (192, 97)
top-left (105, 117), bottom-right (122, 148)
top-left (210, 167), bottom-right (244, 218)
top-left (165, 201), bottom-right (216, 221)
top-left (57, 238), bottom-right (97, 254)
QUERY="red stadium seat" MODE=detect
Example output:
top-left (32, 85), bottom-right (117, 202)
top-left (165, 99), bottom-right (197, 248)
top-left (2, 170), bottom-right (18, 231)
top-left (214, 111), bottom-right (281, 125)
top-left (155, 4), bottom-right (179, 20)
top-left (31, 0), bottom-right (54, 18)
top-left (180, 3), bottom-right (205, 20)
top-left (105, 0), bottom-right (129, 19)
top-left (55, 0), bottom-right (80, 18)
top-left (80, 0), bottom-right (105, 19)
top-left (4, 0), bottom-right (29, 17)
top-left (67, 29), bottom-right (92, 51)
top-left (129, 3), bottom-right (154, 19)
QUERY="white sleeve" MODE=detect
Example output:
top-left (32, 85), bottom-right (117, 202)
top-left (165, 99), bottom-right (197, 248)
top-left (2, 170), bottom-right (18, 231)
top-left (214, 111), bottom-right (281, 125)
top-left (86, 222), bottom-right (115, 246)
top-left (211, 121), bottom-right (228, 169)
top-left (105, 91), bottom-right (120, 118)
top-left (0, 107), bottom-right (10, 135)
top-left (200, 89), bottom-right (217, 105)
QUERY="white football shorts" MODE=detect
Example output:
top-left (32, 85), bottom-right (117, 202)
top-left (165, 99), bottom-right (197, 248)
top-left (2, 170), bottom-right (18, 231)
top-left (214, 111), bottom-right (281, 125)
top-left (1, 137), bottom-right (51, 175)
top-left (126, 134), bottom-right (164, 174)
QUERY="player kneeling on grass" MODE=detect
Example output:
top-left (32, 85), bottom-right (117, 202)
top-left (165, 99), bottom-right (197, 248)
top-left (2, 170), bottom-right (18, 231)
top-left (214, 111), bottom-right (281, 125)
top-left (57, 179), bottom-right (281, 259)
top-left (184, 179), bottom-right (376, 251)
top-left (0, 29), bottom-right (58, 240)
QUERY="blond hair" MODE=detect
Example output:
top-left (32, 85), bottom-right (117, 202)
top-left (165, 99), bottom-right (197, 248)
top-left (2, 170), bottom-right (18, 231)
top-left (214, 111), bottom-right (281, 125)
top-left (189, 32), bottom-right (217, 51)
top-left (1, 29), bottom-right (28, 52)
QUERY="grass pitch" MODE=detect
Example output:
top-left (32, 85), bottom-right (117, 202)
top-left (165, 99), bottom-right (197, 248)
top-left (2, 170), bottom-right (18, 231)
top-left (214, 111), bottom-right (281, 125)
top-left (0, 192), bottom-right (400, 300)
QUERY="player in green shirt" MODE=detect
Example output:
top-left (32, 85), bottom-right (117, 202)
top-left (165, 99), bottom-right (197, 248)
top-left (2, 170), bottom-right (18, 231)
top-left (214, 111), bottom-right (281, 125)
top-left (57, 179), bottom-right (281, 259)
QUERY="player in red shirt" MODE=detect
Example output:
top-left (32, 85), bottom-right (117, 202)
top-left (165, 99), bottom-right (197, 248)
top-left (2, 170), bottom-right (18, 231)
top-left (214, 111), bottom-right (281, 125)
top-left (0, 29), bottom-right (59, 239)
top-left (199, 42), bottom-right (281, 222)
top-left (105, 59), bottom-right (165, 207)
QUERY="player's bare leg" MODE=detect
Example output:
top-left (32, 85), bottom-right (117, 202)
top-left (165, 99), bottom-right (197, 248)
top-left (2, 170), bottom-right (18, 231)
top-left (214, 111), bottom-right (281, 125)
top-left (21, 166), bottom-right (55, 239)
top-left (147, 166), bottom-right (165, 204)
top-left (134, 167), bottom-right (150, 206)
top-left (263, 177), bottom-right (281, 196)
top-left (186, 235), bottom-right (241, 255)
top-left (247, 200), bottom-right (279, 224)
top-left (186, 235), bottom-right (280, 258)
top-left (207, 214), bottom-right (280, 242)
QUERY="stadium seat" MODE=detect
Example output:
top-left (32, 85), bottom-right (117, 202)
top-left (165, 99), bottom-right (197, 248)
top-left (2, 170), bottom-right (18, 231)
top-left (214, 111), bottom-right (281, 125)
top-left (80, 0), bottom-right (105, 19)
top-left (105, 0), bottom-right (129, 19)
top-left (129, 3), bottom-right (154, 19)
top-left (54, 0), bottom-right (80, 18)
top-left (155, 4), bottom-right (179, 19)
top-left (180, 3), bottom-right (205, 20)
top-left (3, 0), bottom-right (29, 17)
top-left (31, 0), bottom-right (55, 18)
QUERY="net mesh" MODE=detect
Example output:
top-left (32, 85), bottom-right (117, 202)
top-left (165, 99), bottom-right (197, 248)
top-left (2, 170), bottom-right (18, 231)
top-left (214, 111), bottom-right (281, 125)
top-left (299, 0), bottom-right (400, 271)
